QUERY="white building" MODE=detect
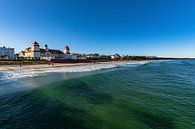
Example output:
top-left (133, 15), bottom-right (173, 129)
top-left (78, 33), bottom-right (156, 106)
top-left (86, 53), bottom-right (100, 59)
top-left (0, 46), bottom-right (15, 60)
top-left (19, 41), bottom-right (71, 60)
top-left (111, 54), bottom-right (121, 60)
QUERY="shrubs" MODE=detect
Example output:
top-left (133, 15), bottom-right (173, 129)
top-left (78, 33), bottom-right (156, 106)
top-left (0, 60), bottom-right (48, 65)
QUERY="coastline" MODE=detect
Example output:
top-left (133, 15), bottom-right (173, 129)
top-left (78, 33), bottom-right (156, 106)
top-left (0, 60), bottom-right (151, 71)
top-left (0, 60), bottom-right (153, 81)
top-left (0, 62), bottom-right (91, 71)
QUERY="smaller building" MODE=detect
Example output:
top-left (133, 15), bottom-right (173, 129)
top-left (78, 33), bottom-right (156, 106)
top-left (111, 54), bottom-right (121, 60)
top-left (0, 46), bottom-right (15, 60)
top-left (86, 53), bottom-right (100, 59)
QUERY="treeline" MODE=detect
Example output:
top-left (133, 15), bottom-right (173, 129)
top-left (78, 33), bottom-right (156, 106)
top-left (88, 55), bottom-right (160, 62)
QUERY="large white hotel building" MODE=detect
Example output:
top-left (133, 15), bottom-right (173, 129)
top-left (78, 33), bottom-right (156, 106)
top-left (19, 41), bottom-right (87, 61)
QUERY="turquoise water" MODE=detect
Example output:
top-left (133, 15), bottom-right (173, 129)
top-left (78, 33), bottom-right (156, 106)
top-left (0, 60), bottom-right (195, 129)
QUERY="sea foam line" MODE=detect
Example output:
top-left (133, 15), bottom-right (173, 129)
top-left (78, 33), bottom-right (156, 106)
top-left (0, 61), bottom-right (150, 81)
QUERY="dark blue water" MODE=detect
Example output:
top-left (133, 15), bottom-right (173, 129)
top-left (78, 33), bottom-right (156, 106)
top-left (0, 60), bottom-right (195, 129)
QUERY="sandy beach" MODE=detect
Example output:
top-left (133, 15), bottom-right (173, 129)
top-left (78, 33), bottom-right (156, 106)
top-left (0, 62), bottom-right (92, 71)
top-left (0, 60), bottom-right (152, 82)
top-left (0, 61), bottom-right (149, 71)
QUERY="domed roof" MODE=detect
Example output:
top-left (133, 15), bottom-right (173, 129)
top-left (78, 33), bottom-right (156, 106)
top-left (32, 41), bottom-right (39, 46)
top-left (64, 45), bottom-right (70, 50)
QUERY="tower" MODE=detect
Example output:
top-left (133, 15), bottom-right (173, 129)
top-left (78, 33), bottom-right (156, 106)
top-left (64, 46), bottom-right (70, 54)
top-left (45, 44), bottom-right (48, 50)
top-left (31, 41), bottom-right (40, 60)
top-left (44, 44), bottom-right (49, 56)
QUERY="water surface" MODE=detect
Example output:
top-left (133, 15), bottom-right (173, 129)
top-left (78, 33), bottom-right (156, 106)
top-left (0, 60), bottom-right (194, 129)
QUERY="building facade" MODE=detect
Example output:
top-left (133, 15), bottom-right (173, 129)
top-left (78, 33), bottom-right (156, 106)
top-left (0, 46), bottom-right (15, 60)
top-left (19, 41), bottom-right (88, 63)
top-left (19, 41), bottom-right (71, 60)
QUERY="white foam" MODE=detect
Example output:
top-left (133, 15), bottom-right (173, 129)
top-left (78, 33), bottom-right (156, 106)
top-left (0, 61), bottom-right (150, 81)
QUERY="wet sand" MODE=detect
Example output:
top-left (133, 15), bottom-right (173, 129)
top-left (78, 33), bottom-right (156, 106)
top-left (0, 63), bottom-right (92, 71)
top-left (0, 61), bottom-right (149, 71)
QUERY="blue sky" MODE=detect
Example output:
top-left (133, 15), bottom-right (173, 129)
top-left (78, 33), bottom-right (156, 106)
top-left (0, 0), bottom-right (194, 57)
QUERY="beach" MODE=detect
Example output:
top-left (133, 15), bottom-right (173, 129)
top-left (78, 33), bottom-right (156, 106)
top-left (0, 60), bottom-right (150, 95)
top-left (0, 60), bottom-right (148, 71)
top-left (0, 62), bottom-right (91, 71)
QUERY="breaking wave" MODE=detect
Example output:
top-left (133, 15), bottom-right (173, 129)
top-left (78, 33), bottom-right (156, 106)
top-left (0, 61), bottom-right (150, 81)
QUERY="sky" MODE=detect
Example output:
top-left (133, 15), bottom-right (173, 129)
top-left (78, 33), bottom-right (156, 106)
top-left (0, 0), bottom-right (194, 57)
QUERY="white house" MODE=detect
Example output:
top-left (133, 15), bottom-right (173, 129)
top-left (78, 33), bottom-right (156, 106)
top-left (0, 46), bottom-right (15, 60)
top-left (111, 54), bottom-right (121, 60)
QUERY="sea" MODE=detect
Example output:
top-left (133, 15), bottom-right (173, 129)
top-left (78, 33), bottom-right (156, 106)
top-left (0, 60), bottom-right (194, 129)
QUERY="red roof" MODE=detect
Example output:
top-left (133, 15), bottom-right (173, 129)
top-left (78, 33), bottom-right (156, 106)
top-left (40, 48), bottom-right (64, 54)
top-left (21, 48), bottom-right (64, 55)
top-left (49, 49), bottom-right (64, 54)
top-left (40, 48), bottom-right (45, 53)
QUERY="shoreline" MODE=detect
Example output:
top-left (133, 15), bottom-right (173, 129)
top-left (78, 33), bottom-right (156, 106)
top-left (0, 60), bottom-right (150, 71)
